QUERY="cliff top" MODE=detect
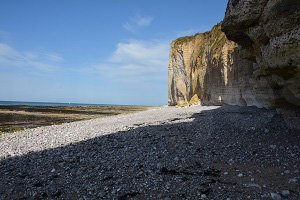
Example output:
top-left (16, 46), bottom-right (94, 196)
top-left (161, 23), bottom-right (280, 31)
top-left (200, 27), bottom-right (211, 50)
top-left (172, 23), bottom-right (223, 46)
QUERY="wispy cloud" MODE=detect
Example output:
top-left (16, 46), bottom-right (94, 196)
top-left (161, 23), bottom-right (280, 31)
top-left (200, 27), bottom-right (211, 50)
top-left (0, 43), bottom-right (62, 72)
top-left (123, 14), bottom-right (154, 32)
top-left (43, 52), bottom-right (63, 62)
top-left (86, 40), bottom-right (169, 82)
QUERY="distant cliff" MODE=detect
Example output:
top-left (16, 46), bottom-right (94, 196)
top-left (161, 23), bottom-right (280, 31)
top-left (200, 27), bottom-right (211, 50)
top-left (168, 0), bottom-right (299, 108)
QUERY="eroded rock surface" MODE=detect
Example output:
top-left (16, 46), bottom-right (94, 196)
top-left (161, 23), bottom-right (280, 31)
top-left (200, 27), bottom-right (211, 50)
top-left (169, 0), bottom-right (300, 108)
top-left (222, 0), bottom-right (300, 107)
top-left (168, 25), bottom-right (274, 107)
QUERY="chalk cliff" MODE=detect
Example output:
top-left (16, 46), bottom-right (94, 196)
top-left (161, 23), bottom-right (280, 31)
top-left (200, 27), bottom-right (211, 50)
top-left (222, 0), bottom-right (300, 108)
top-left (168, 25), bottom-right (274, 107)
top-left (168, 0), bottom-right (300, 108)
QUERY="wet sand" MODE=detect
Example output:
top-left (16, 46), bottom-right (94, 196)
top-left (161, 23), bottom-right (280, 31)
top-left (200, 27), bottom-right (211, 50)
top-left (0, 105), bottom-right (151, 133)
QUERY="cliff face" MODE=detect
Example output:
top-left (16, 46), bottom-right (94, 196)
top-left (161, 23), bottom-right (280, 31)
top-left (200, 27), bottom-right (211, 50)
top-left (168, 25), bottom-right (275, 107)
top-left (222, 0), bottom-right (300, 108)
top-left (169, 0), bottom-right (300, 108)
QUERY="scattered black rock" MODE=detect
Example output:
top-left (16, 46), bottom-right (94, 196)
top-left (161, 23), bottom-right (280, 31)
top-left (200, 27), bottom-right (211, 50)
top-left (118, 192), bottom-right (140, 200)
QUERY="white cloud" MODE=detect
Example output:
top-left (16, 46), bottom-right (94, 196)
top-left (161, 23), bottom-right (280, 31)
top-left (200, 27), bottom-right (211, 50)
top-left (89, 40), bottom-right (169, 82)
top-left (0, 43), bottom-right (62, 72)
top-left (123, 15), bottom-right (153, 32)
top-left (135, 16), bottom-right (153, 26)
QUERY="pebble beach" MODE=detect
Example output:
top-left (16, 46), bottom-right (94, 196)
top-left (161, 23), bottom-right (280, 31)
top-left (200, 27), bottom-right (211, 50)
top-left (0, 105), bottom-right (299, 199)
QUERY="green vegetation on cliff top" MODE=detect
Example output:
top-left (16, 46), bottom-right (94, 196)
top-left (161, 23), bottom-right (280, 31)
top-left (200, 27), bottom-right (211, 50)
top-left (173, 34), bottom-right (200, 46)
top-left (173, 24), bottom-right (223, 47)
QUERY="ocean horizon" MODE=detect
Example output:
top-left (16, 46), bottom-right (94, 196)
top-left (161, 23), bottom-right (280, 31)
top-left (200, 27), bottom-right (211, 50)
top-left (0, 100), bottom-right (112, 107)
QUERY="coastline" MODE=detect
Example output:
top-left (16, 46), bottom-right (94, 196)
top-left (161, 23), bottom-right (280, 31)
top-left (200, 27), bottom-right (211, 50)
top-left (0, 105), bottom-right (152, 133)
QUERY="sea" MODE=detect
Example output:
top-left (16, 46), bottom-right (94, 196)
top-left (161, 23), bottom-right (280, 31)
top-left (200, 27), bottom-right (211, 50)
top-left (0, 101), bottom-right (110, 107)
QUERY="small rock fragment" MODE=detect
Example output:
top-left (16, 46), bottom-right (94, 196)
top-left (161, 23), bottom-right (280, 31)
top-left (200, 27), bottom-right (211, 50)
top-left (270, 193), bottom-right (281, 200)
top-left (264, 128), bottom-right (269, 133)
top-left (281, 190), bottom-right (290, 197)
top-left (288, 178), bottom-right (298, 183)
top-left (244, 183), bottom-right (261, 189)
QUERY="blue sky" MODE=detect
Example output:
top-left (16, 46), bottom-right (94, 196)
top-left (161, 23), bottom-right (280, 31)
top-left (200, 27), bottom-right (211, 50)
top-left (0, 0), bottom-right (227, 105)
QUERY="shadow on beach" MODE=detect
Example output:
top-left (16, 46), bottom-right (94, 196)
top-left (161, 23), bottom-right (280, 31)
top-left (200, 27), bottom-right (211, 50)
top-left (0, 106), bottom-right (299, 199)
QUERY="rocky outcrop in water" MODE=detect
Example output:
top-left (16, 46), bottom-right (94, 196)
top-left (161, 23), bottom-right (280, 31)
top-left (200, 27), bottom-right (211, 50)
top-left (168, 0), bottom-right (300, 108)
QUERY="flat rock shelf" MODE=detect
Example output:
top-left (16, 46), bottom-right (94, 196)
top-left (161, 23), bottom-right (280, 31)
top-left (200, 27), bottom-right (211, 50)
top-left (0, 105), bottom-right (299, 199)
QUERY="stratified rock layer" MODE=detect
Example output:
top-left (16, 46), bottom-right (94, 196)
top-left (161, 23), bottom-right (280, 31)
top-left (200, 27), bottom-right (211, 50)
top-left (222, 0), bottom-right (300, 107)
top-left (168, 25), bottom-right (275, 108)
top-left (169, 0), bottom-right (300, 108)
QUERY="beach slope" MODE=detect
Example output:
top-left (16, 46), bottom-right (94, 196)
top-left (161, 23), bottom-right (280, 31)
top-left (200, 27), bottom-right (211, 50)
top-left (0, 105), bottom-right (299, 199)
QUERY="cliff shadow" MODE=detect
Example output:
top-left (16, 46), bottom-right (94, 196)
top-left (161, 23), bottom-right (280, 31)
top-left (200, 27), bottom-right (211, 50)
top-left (0, 106), bottom-right (299, 199)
